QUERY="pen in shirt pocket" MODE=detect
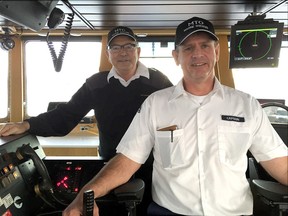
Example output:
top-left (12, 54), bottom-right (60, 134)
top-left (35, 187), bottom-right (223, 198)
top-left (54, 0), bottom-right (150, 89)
top-left (157, 125), bottom-right (178, 142)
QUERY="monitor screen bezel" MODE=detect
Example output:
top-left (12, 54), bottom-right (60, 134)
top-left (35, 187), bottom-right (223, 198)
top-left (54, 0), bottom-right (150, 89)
top-left (229, 21), bottom-right (284, 69)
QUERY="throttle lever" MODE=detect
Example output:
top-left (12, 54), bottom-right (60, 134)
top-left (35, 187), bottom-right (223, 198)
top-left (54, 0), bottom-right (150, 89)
top-left (83, 190), bottom-right (94, 216)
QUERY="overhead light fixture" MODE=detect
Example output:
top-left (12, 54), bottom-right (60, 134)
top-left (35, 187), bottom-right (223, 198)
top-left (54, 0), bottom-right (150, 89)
top-left (136, 33), bottom-right (148, 37)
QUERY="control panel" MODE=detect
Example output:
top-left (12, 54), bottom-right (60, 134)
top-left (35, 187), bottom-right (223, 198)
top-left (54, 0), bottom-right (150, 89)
top-left (0, 133), bottom-right (46, 216)
top-left (0, 134), bottom-right (110, 216)
top-left (43, 156), bottom-right (107, 202)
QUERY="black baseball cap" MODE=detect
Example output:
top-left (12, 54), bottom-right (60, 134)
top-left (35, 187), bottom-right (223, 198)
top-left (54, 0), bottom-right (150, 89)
top-left (175, 17), bottom-right (219, 48)
top-left (107, 26), bottom-right (137, 46)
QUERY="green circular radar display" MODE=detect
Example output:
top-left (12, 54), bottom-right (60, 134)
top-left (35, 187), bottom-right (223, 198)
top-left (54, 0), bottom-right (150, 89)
top-left (238, 30), bottom-right (272, 61)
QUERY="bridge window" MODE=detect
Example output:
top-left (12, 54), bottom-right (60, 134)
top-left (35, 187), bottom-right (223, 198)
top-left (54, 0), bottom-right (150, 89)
top-left (24, 37), bottom-right (101, 117)
top-left (0, 49), bottom-right (9, 120)
top-left (138, 37), bottom-right (182, 85)
top-left (232, 41), bottom-right (288, 106)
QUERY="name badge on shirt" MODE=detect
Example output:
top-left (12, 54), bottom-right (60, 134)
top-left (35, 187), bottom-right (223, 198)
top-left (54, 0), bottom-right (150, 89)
top-left (221, 115), bottom-right (245, 122)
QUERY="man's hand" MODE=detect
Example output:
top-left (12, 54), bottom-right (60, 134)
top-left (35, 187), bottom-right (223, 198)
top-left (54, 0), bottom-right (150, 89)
top-left (0, 121), bottom-right (30, 136)
top-left (62, 154), bottom-right (140, 216)
top-left (62, 194), bottom-right (99, 216)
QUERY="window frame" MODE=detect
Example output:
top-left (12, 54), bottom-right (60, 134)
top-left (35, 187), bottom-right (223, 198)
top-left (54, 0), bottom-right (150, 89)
top-left (137, 36), bottom-right (182, 85)
top-left (22, 35), bottom-right (102, 118)
top-left (0, 49), bottom-right (9, 121)
top-left (230, 34), bottom-right (288, 106)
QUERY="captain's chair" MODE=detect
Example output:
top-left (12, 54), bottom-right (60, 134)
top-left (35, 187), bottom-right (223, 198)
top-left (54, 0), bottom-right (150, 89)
top-left (85, 178), bottom-right (145, 216)
top-left (261, 102), bottom-right (288, 144)
top-left (249, 102), bottom-right (288, 216)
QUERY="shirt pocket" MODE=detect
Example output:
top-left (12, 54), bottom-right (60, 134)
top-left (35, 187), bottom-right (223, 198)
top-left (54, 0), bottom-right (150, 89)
top-left (155, 129), bottom-right (184, 169)
top-left (218, 125), bottom-right (250, 170)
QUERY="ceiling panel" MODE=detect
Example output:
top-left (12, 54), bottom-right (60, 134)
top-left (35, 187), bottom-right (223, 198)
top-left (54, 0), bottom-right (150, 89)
top-left (0, 0), bottom-right (287, 32)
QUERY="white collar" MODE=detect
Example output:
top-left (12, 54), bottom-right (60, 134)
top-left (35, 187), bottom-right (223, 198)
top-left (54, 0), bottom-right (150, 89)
top-left (169, 77), bottom-right (224, 101)
top-left (107, 61), bottom-right (150, 87)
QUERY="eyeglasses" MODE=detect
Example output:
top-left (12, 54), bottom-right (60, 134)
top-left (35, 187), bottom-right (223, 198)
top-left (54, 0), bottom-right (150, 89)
top-left (108, 43), bottom-right (138, 53)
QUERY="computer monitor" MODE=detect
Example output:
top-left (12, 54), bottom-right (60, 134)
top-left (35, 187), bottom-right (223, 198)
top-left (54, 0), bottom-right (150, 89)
top-left (229, 19), bottom-right (283, 68)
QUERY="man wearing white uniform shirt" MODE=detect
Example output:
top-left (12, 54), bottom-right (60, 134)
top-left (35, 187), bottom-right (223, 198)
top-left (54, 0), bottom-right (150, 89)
top-left (63, 17), bottom-right (288, 216)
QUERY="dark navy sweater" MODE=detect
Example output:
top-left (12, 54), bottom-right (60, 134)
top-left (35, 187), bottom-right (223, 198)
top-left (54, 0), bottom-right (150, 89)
top-left (27, 68), bottom-right (173, 159)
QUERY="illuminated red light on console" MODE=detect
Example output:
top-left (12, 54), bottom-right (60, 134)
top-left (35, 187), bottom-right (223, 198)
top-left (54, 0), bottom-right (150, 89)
top-left (56, 176), bottom-right (69, 188)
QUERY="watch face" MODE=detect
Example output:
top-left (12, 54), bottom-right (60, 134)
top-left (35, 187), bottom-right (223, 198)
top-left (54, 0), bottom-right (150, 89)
top-left (229, 22), bottom-right (283, 68)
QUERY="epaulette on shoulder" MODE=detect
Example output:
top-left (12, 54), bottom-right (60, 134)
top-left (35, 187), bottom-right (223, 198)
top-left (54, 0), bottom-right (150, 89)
top-left (149, 67), bottom-right (159, 72)
top-left (86, 71), bottom-right (109, 90)
top-left (143, 68), bottom-right (170, 87)
top-left (148, 67), bottom-right (163, 77)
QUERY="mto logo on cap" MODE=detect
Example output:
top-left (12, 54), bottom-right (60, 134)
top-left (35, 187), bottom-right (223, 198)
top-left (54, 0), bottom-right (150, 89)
top-left (107, 26), bottom-right (137, 46)
top-left (185, 20), bottom-right (209, 32)
top-left (175, 16), bottom-right (219, 48)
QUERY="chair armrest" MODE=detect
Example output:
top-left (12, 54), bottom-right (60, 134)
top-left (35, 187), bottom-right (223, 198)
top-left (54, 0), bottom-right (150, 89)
top-left (114, 178), bottom-right (145, 203)
top-left (252, 179), bottom-right (288, 202)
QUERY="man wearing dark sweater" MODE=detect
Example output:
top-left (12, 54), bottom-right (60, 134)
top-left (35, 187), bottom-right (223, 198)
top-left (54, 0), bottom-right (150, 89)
top-left (0, 26), bottom-right (173, 215)
top-left (23, 65), bottom-right (171, 159)
top-left (0, 26), bottom-right (172, 156)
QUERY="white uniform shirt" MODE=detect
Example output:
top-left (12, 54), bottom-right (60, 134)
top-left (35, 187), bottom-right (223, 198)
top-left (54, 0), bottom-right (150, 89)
top-left (116, 78), bottom-right (287, 216)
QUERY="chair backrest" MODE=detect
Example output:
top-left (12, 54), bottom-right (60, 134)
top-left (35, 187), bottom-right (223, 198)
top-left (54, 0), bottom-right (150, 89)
top-left (249, 102), bottom-right (288, 216)
top-left (261, 102), bottom-right (288, 145)
top-left (47, 101), bottom-right (93, 123)
top-left (249, 102), bottom-right (288, 180)
top-left (47, 101), bottom-right (66, 111)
